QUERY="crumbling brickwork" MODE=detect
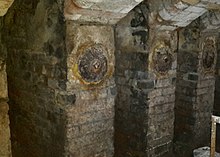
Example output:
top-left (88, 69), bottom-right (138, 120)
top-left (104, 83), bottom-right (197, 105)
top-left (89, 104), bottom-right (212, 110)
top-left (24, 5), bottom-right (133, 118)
top-left (64, 0), bottom-right (143, 24)
top-left (146, 31), bottom-right (177, 157)
top-left (3, 0), bottom-right (67, 156)
top-left (64, 22), bottom-right (116, 157)
top-left (214, 32), bottom-right (220, 115)
top-left (114, 5), bottom-right (149, 157)
top-left (3, 0), bottom-right (116, 156)
top-left (114, 2), bottom-right (177, 157)
top-left (174, 20), bottom-right (217, 157)
top-left (0, 17), bottom-right (11, 157)
top-left (114, 48), bottom-right (149, 157)
top-left (2, 0), bottom-right (220, 157)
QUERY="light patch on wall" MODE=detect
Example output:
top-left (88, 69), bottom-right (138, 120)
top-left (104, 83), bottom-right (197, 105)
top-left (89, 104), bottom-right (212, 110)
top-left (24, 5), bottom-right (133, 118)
top-left (0, 59), bottom-right (7, 98)
top-left (0, 0), bottom-right (14, 16)
top-left (182, 0), bottom-right (200, 5)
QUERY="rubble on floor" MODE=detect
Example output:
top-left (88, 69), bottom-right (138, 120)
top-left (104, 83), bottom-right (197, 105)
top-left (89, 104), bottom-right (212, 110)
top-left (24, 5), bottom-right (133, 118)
top-left (194, 147), bottom-right (220, 157)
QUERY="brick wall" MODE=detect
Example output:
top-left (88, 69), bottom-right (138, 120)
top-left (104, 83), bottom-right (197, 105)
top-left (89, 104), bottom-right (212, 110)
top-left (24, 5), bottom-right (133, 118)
top-left (114, 3), bottom-right (177, 156)
top-left (3, 0), bottom-right (67, 156)
top-left (174, 20), bottom-right (217, 156)
top-left (64, 22), bottom-right (116, 157)
top-left (114, 4), bottom-right (149, 156)
top-left (4, 0), bottom-right (117, 156)
top-left (2, 1), bottom-right (218, 157)
top-left (0, 16), bottom-right (11, 157)
top-left (214, 32), bottom-right (220, 115)
top-left (146, 29), bottom-right (177, 157)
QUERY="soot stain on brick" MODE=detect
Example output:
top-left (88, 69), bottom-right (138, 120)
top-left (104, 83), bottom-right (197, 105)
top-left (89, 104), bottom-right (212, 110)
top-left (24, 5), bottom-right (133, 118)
top-left (130, 3), bottom-right (149, 50)
top-left (132, 30), bottom-right (148, 49)
top-left (130, 5), bottom-right (147, 28)
top-left (181, 21), bottom-right (201, 50)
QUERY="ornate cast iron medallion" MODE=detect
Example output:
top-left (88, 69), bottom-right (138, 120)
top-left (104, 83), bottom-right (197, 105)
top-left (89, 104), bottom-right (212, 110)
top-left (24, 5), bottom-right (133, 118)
top-left (77, 44), bottom-right (108, 84)
top-left (152, 43), bottom-right (173, 75)
top-left (202, 37), bottom-right (216, 72)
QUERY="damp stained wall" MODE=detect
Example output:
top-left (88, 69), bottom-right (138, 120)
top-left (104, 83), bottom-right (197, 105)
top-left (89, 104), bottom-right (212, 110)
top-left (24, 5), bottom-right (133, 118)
top-left (3, 0), bottom-right (67, 156)
top-left (1, 0), bottom-right (220, 157)
top-left (64, 22), bottom-right (116, 157)
top-left (0, 16), bottom-right (11, 157)
top-left (214, 32), bottom-right (220, 115)
top-left (174, 19), bottom-right (217, 156)
top-left (114, 2), bottom-right (177, 156)
top-left (3, 0), bottom-right (117, 157)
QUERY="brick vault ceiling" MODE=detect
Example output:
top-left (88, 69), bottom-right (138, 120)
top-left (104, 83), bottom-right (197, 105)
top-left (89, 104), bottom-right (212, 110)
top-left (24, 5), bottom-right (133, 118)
top-left (157, 0), bottom-right (220, 30)
top-left (64, 0), bottom-right (220, 27)
top-left (64, 0), bottom-right (144, 24)
top-left (0, 0), bottom-right (219, 27)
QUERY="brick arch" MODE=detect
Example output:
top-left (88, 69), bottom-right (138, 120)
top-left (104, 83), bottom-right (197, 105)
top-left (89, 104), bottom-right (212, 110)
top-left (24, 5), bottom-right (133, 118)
top-left (64, 0), bottom-right (143, 24)
top-left (156, 0), bottom-right (220, 31)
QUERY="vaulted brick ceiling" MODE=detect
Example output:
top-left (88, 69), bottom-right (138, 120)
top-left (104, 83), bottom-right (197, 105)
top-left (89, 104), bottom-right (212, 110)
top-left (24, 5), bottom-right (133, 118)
top-left (64, 0), bottom-right (143, 24)
top-left (156, 0), bottom-right (220, 30)
top-left (0, 0), bottom-right (219, 27)
top-left (0, 0), bottom-right (13, 16)
top-left (64, 0), bottom-right (220, 27)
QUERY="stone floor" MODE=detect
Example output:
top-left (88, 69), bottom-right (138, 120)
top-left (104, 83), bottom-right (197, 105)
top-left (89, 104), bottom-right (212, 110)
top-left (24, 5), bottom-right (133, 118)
top-left (194, 147), bottom-right (220, 157)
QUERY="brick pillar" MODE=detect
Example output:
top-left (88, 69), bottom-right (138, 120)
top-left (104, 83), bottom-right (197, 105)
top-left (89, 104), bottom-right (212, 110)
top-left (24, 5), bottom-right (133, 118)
top-left (114, 4), bottom-right (149, 157)
top-left (0, 17), bottom-right (11, 157)
top-left (0, 59), bottom-right (11, 157)
top-left (146, 31), bottom-right (177, 157)
top-left (65, 22), bottom-right (116, 157)
top-left (114, 3), bottom-right (177, 157)
top-left (214, 32), bottom-right (220, 152)
top-left (214, 32), bottom-right (220, 115)
top-left (4, 1), bottom-right (67, 157)
top-left (174, 21), bottom-right (217, 156)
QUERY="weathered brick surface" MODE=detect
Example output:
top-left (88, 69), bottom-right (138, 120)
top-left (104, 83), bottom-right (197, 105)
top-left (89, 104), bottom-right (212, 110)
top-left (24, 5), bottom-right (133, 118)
top-left (115, 51), bottom-right (149, 157)
top-left (0, 59), bottom-right (7, 98)
top-left (0, 102), bottom-right (11, 157)
top-left (64, 0), bottom-right (143, 24)
top-left (214, 33), bottom-right (220, 115)
top-left (114, 3), bottom-right (177, 156)
top-left (0, 16), bottom-right (11, 157)
top-left (65, 22), bottom-right (116, 157)
top-left (147, 38), bottom-right (177, 156)
top-left (0, 17), bottom-right (8, 100)
top-left (114, 4), bottom-right (149, 156)
top-left (2, 1), bottom-right (219, 157)
top-left (3, 0), bottom-right (116, 156)
top-left (147, 78), bottom-right (176, 157)
top-left (214, 32), bottom-right (220, 152)
top-left (3, 0), bottom-right (67, 157)
top-left (152, 0), bottom-right (220, 31)
top-left (174, 20), bottom-right (217, 157)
